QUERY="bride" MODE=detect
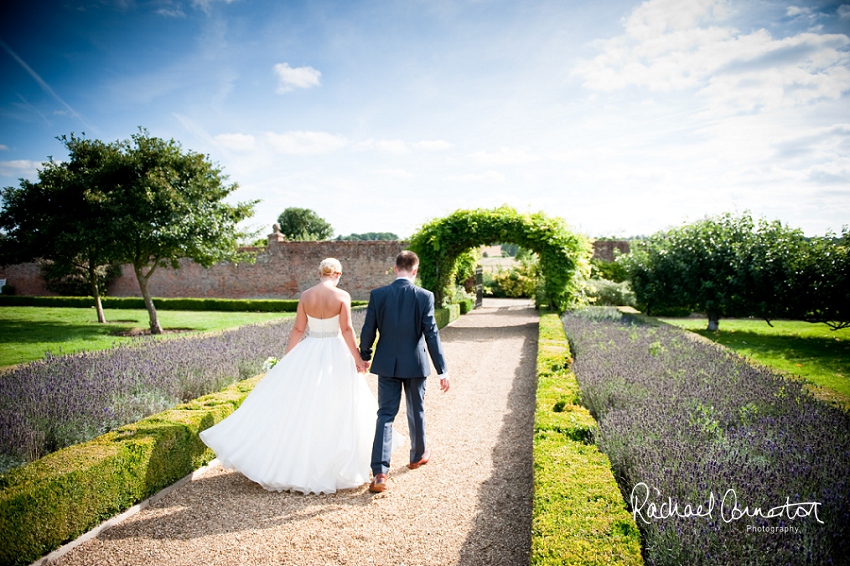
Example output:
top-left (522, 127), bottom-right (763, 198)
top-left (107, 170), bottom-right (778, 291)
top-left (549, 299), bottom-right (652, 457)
top-left (199, 258), bottom-right (390, 494)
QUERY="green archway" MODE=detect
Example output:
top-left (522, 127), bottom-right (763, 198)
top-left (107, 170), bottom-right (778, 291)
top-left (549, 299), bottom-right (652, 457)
top-left (408, 206), bottom-right (591, 311)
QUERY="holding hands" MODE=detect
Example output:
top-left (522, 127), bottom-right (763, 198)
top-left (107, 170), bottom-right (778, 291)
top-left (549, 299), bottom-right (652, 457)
top-left (355, 357), bottom-right (371, 373)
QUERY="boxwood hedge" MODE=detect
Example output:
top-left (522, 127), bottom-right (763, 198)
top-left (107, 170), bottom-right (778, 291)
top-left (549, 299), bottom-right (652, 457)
top-left (532, 312), bottom-right (643, 565)
top-left (0, 374), bottom-right (261, 566)
top-left (0, 296), bottom-right (367, 312)
top-left (434, 304), bottom-right (461, 328)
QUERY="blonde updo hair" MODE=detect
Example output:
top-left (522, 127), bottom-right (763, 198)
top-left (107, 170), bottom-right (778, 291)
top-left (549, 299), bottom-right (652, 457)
top-left (318, 258), bottom-right (342, 277)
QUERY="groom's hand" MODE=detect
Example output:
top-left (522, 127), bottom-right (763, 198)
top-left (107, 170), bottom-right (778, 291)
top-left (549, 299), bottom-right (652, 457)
top-left (439, 373), bottom-right (450, 393)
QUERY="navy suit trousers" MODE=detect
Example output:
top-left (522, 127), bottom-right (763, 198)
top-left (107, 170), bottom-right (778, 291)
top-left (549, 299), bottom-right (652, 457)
top-left (371, 375), bottom-right (427, 476)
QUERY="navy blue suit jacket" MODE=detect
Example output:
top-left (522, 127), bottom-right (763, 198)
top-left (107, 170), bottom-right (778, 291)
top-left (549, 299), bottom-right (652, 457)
top-left (359, 278), bottom-right (448, 378)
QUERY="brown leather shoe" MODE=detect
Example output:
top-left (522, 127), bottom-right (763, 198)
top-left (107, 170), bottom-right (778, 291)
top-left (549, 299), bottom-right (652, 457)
top-left (408, 450), bottom-right (431, 470)
top-left (369, 473), bottom-right (388, 493)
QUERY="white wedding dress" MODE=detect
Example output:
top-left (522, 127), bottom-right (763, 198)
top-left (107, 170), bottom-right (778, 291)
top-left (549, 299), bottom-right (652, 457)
top-left (199, 314), bottom-right (393, 494)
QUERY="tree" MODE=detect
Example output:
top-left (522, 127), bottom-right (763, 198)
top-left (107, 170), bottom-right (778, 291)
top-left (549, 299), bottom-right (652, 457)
top-left (41, 259), bottom-right (122, 297)
top-left (0, 134), bottom-right (122, 323)
top-left (622, 213), bottom-right (809, 330)
top-left (106, 130), bottom-right (257, 334)
top-left (335, 231), bottom-right (399, 241)
top-left (276, 208), bottom-right (332, 241)
top-left (791, 229), bottom-right (850, 330)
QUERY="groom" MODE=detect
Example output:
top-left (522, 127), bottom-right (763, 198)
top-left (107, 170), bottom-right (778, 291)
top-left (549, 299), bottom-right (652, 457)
top-left (359, 250), bottom-right (450, 493)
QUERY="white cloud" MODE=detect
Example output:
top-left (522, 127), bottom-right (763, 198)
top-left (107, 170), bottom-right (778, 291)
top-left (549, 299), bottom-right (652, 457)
top-left (352, 139), bottom-right (376, 152)
top-left (157, 8), bottom-right (186, 17)
top-left (351, 139), bottom-right (411, 154)
top-left (472, 147), bottom-right (540, 165)
top-left (839, 5), bottom-right (850, 20)
top-left (266, 131), bottom-right (347, 155)
top-left (191, 0), bottom-right (237, 13)
top-left (446, 171), bottom-right (507, 183)
top-left (376, 168), bottom-right (414, 179)
top-left (273, 63), bottom-right (321, 93)
top-left (573, 0), bottom-right (850, 114)
top-left (375, 140), bottom-right (410, 154)
top-left (0, 159), bottom-right (39, 179)
top-left (786, 6), bottom-right (812, 18)
top-left (214, 133), bottom-right (256, 152)
top-left (0, 144), bottom-right (8, 150)
top-left (414, 139), bottom-right (454, 151)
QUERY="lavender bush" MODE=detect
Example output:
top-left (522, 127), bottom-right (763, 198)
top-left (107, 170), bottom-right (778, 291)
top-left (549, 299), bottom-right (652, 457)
top-left (0, 310), bottom-right (366, 473)
top-left (563, 308), bottom-right (850, 565)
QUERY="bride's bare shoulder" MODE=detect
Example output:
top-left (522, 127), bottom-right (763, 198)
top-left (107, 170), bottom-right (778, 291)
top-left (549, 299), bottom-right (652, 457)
top-left (334, 287), bottom-right (351, 300)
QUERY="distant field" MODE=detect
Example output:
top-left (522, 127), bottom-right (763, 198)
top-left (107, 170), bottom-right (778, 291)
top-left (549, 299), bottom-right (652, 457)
top-left (0, 307), bottom-right (295, 367)
top-left (660, 317), bottom-right (850, 407)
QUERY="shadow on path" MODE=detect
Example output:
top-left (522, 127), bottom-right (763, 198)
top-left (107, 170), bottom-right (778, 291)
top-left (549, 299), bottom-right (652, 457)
top-left (456, 309), bottom-right (537, 565)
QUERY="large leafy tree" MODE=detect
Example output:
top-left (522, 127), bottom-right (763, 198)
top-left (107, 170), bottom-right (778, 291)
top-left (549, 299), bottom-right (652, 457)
top-left (276, 207), bottom-right (333, 241)
top-left (2, 130), bottom-right (257, 333)
top-left (106, 130), bottom-right (257, 334)
top-left (0, 134), bottom-right (120, 323)
top-left (622, 213), bottom-right (813, 330)
top-left (791, 229), bottom-right (850, 330)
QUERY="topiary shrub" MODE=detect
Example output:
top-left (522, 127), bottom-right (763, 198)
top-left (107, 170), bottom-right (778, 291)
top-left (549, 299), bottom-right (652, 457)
top-left (459, 298), bottom-right (474, 314)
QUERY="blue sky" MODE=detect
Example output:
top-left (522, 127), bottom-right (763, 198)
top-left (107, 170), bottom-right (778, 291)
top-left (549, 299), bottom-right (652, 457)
top-left (1, 0), bottom-right (848, 240)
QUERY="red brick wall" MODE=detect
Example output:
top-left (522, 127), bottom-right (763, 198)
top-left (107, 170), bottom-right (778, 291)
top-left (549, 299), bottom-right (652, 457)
top-left (0, 240), bottom-right (407, 301)
top-left (592, 240), bottom-right (630, 262)
top-left (0, 262), bottom-right (51, 296)
top-left (1, 239), bottom-right (632, 299)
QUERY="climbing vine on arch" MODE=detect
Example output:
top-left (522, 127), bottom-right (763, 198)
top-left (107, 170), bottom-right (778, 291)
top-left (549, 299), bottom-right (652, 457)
top-left (408, 206), bottom-right (591, 311)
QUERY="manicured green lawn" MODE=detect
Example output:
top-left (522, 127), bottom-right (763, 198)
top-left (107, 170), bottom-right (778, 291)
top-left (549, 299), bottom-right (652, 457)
top-left (0, 307), bottom-right (295, 367)
top-left (660, 317), bottom-right (850, 407)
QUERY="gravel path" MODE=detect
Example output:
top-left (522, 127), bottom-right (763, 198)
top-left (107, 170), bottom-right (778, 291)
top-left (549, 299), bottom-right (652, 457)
top-left (53, 300), bottom-right (539, 566)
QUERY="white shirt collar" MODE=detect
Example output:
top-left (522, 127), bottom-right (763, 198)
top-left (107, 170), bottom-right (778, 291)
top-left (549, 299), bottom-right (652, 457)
top-left (395, 275), bottom-right (416, 283)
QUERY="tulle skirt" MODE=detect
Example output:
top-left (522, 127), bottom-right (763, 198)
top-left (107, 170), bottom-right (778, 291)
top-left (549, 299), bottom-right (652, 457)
top-left (199, 335), bottom-right (387, 494)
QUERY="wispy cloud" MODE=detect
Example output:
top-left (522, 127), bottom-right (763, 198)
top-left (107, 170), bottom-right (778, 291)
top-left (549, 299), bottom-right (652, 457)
top-left (0, 159), bottom-right (40, 179)
top-left (446, 171), bottom-right (507, 183)
top-left (414, 140), bottom-right (454, 151)
top-left (573, 0), bottom-right (850, 114)
top-left (354, 138), bottom-right (453, 153)
top-left (0, 145), bottom-right (8, 151)
top-left (840, 5), bottom-right (850, 20)
top-left (376, 168), bottom-right (414, 179)
top-left (266, 131), bottom-right (347, 155)
top-left (472, 147), bottom-right (540, 165)
top-left (352, 139), bottom-right (410, 153)
top-left (192, 0), bottom-right (238, 14)
top-left (214, 133), bottom-right (256, 152)
top-left (274, 63), bottom-right (322, 93)
top-left (0, 40), bottom-right (96, 131)
top-left (156, 8), bottom-right (186, 17)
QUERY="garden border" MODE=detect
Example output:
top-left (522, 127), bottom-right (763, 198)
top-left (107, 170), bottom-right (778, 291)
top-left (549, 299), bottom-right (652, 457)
top-left (0, 296), bottom-right (367, 312)
top-left (0, 375), bottom-right (262, 566)
top-left (531, 311), bottom-right (643, 565)
top-left (27, 458), bottom-right (221, 566)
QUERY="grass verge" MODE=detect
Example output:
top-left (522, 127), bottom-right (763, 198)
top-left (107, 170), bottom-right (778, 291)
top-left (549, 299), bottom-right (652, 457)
top-left (532, 311), bottom-right (643, 565)
top-left (0, 307), bottom-right (295, 367)
top-left (660, 317), bottom-right (850, 408)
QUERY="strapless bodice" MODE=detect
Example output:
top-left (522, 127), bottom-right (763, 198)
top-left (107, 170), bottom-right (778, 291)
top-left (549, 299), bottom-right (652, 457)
top-left (307, 314), bottom-right (341, 338)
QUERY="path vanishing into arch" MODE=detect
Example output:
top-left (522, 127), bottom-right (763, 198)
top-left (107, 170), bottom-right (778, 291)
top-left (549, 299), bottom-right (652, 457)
top-left (52, 299), bottom-right (539, 566)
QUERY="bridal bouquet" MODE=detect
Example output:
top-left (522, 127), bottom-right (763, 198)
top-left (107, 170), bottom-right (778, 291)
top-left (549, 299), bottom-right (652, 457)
top-left (262, 357), bottom-right (279, 371)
